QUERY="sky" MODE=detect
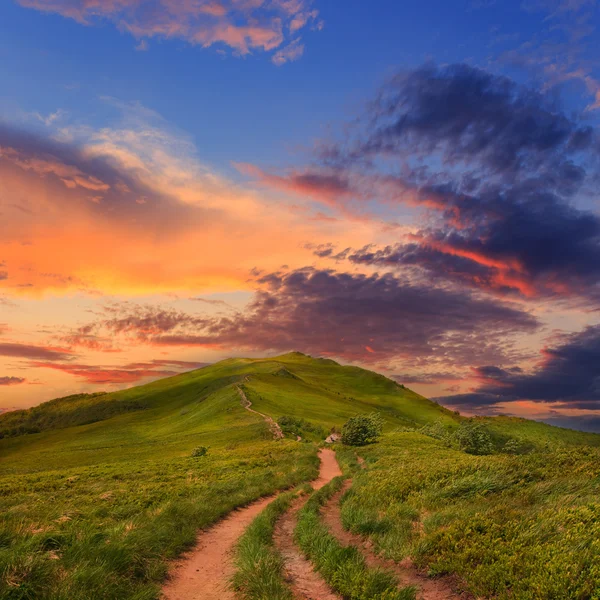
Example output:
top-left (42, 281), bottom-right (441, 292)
top-left (1, 0), bottom-right (600, 432)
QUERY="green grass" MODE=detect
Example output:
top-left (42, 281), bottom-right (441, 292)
top-left (341, 432), bottom-right (600, 599)
top-left (3, 352), bottom-right (600, 599)
top-left (294, 476), bottom-right (416, 600)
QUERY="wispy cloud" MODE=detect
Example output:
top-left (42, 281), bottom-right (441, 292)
top-left (0, 376), bottom-right (26, 386)
top-left (17, 0), bottom-right (323, 61)
top-left (0, 102), bottom-right (372, 295)
top-left (30, 358), bottom-right (207, 384)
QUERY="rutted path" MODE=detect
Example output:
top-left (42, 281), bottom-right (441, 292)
top-left (161, 448), bottom-right (340, 600)
top-left (273, 448), bottom-right (342, 600)
top-left (321, 480), bottom-right (471, 600)
top-left (236, 385), bottom-right (284, 440)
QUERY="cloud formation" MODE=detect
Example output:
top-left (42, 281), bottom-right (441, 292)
top-left (30, 358), bottom-right (208, 384)
top-left (17, 0), bottom-right (322, 61)
top-left (259, 63), bottom-right (600, 304)
top-left (70, 267), bottom-right (538, 368)
top-left (437, 325), bottom-right (600, 411)
top-left (0, 376), bottom-right (26, 386)
top-left (0, 113), bottom-right (370, 295)
top-left (0, 342), bottom-right (74, 361)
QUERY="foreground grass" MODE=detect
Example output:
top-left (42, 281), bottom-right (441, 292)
top-left (295, 476), bottom-right (416, 600)
top-left (0, 377), bottom-right (320, 600)
top-left (342, 432), bottom-right (600, 599)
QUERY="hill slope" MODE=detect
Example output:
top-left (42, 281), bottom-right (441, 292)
top-left (2, 353), bottom-right (600, 599)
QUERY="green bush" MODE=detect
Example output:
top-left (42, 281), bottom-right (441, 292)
top-left (419, 420), bottom-right (450, 442)
top-left (342, 413), bottom-right (384, 446)
top-left (191, 446), bottom-right (209, 458)
top-left (452, 422), bottom-right (493, 455)
top-left (277, 415), bottom-right (327, 440)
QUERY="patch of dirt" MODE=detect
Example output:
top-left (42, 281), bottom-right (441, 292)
top-left (162, 495), bottom-right (275, 600)
top-left (274, 497), bottom-right (341, 600)
top-left (236, 385), bottom-right (284, 440)
top-left (313, 447), bottom-right (342, 490)
top-left (321, 482), bottom-right (472, 600)
top-left (273, 448), bottom-right (343, 600)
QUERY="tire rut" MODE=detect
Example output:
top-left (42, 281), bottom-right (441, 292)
top-left (273, 448), bottom-right (342, 600)
top-left (161, 448), bottom-right (340, 600)
top-left (321, 481), bottom-right (472, 600)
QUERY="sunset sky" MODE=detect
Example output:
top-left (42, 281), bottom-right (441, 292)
top-left (1, 0), bottom-right (600, 432)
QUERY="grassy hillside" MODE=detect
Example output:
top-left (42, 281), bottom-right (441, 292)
top-left (338, 433), bottom-right (600, 599)
top-left (2, 352), bottom-right (599, 599)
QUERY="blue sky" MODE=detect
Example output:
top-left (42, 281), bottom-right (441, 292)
top-left (1, 0), bottom-right (600, 432)
top-left (4, 0), bottom-right (596, 169)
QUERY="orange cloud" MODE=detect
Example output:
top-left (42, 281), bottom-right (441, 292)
top-left (17, 0), bottom-right (322, 58)
top-left (0, 119), bottom-right (382, 297)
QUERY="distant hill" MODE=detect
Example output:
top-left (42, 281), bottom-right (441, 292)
top-left (2, 352), bottom-right (599, 448)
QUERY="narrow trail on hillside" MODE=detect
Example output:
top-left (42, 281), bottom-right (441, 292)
top-left (161, 448), bottom-right (340, 600)
top-left (236, 385), bottom-right (284, 440)
top-left (273, 448), bottom-right (343, 600)
top-left (321, 480), bottom-right (471, 600)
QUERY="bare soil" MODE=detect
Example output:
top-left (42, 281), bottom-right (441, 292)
top-left (273, 448), bottom-right (342, 599)
top-left (161, 495), bottom-right (275, 600)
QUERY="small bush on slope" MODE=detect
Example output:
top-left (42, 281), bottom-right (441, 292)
top-left (342, 413), bottom-right (384, 446)
top-left (277, 415), bottom-right (327, 440)
top-left (452, 422), bottom-right (494, 455)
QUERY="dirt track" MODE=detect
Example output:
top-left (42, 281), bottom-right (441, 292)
top-left (236, 385), bottom-right (284, 439)
top-left (161, 448), bottom-right (340, 600)
top-left (273, 448), bottom-right (342, 600)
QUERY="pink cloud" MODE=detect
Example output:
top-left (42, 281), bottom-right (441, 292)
top-left (17, 0), bottom-right (322, 59)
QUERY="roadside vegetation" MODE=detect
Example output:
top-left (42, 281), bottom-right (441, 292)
top-left (233, 488), bottom-right (305, 600)
top-left (341, 432), bottom-right (600, 599)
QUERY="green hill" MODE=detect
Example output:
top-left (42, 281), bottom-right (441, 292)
top-left (1, 352), bottom-right (599, 599)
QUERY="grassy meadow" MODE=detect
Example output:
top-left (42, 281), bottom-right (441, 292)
top-left (2, 352), bottom-right (600, 599)
top-left (340, 432), bottom-right (600, 599)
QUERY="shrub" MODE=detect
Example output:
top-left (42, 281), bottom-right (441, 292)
top-left (342, 413), bottom-right (384, 446)
top-left (419, 420), bottom-right (450, 442)
top-left (191, 446), bottom-right (209, 458)
top-left (277, 415), bottom-right (327, 440)
top-left (502, 438), bottom-right (523, 454)
top-left (452, 422), bottom-right (493, 455)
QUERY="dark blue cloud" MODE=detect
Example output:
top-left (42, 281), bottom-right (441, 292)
top-left (74, 267), bottom-right (539, 367)
top-left (437, 325), bottom-right (600, 411)
top-left (302, 63), bottom-right (600, 302)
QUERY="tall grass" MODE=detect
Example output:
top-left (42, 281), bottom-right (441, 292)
top-left (340, 431), bottom-right (600, 599)
top-left (0, 439), bottom-right (319, 599)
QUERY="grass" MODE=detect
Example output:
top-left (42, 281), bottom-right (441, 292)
top-left (3, 352), bottom-right (600, 599)
top-left (294, 476), bottom-right (416, 600)
top-left (341, 432), bottom-right (600, 599)
top-left (0, 373), bottom-right (321, 600)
